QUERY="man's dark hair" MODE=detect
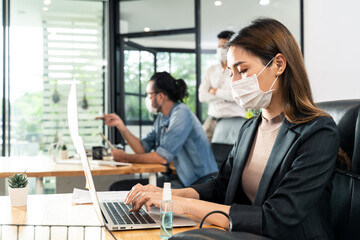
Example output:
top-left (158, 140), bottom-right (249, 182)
top-left (150, 72), bottom-right (188, 103)
top-left (217, 30), bottom-right (235, 40)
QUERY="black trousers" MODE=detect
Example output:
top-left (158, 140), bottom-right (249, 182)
top-left (109, 174), bottom-right (184, 191)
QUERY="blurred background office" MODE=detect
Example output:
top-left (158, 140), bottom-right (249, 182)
top-left (0, 0), bottom-right (358, 194)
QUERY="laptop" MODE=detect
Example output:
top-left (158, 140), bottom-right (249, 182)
top-left (67, 80), bottom-right (196, 231)
top-left (54, 157), bottom-right (131, 167)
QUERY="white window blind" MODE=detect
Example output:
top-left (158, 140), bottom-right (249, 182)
top-left (42, 15), bottom-right (104, 153)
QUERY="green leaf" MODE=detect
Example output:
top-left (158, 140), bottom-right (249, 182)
top-left (8, 173), bottom-right (28, 188)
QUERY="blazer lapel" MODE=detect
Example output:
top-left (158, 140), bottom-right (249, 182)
top-left (225, 116), bottom-right (261, 204)
top-left (253, 120), bottom-right (298, 205)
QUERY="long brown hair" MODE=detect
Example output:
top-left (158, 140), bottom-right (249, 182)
top-left (227, 18), bottom-right (327, 124)
top-left (228, 18), bottom-right (350, 170)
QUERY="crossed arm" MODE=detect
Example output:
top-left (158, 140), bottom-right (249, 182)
top-left (198, 67), bottom-right (235, 103)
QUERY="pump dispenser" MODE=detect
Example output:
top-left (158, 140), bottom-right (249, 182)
top-left (160, 182), bottom-right (173, 239)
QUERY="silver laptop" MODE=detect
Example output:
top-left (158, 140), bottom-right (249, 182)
top-left (67, 80), bottom-right (196, 231)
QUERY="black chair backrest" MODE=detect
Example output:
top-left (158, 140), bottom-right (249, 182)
top-left (317, 99), bottom-right (360, 174)
top-left (316, 100), bottom-right (360, 239)
top-left (330, 170), bottom-right (360, 240)
top-left (211, 117), bottom-right (247, 169)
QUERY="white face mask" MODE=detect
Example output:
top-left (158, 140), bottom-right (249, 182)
top-left (145, 96), bottom-right (158, 115)
top-left (216, 47), bottom-right (228, 62)
top-left (230, 57), bottom-right (278, 110)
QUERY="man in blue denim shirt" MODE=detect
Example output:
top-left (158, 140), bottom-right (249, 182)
top-left (141, 101), bottom-right (218, 187)
top-left (98, 72), bottom-right (218, 189)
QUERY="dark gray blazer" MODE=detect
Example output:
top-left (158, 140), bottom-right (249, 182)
top-left (192, 115), bottom-right (339, 240)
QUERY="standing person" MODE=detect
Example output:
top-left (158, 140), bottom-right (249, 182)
top-left (97, 72), bottom-right (218, 189)
top-left (124, 18), bottom-right (347, 239)
top-left (199, 30), bottom-right (246, 142)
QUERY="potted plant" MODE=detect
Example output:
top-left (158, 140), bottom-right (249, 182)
top-left (61, 144), bottom-right (68, 159)
top-left (8, 173), bottom-right (29, 207)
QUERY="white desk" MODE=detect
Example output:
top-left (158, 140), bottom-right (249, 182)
top-left (0, 193), bottom-right (201, 240)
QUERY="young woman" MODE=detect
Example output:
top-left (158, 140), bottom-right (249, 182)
top-left (124, 18), bottom-right (340, 239)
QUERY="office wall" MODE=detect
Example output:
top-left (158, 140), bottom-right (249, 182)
top-left (304, 0), bottom-right (360, 102)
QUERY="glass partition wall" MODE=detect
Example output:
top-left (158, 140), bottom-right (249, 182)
top-left (7, 0), bottom-right (107, 156)
top-left (1, 0), bottom-right (108, 194)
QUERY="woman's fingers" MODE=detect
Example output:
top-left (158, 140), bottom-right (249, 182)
top-left (125, 183), bottom-right (160, 204)
top-left (131, 192), bottom-right (151, 212)
top-left (128, 192), bottom-right (187, 216)
top-left (129, 192), bottom-right (162, 213)
top-left (125, 183), bottom-right (144, 204)
top-left (144, 200), bottom-right (155, 212)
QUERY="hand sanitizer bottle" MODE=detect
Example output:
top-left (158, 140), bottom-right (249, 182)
top-left (160, 182), bottom-right (173, 239)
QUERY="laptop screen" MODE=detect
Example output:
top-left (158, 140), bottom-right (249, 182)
top-left (67, 81), bottom-right (105, 226)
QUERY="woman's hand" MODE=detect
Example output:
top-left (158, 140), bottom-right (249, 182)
top-left (96, 113), bottom-right (125, 131)
top-left (130, 191), bottom-right (163, 212)
top-left (125, 183), bottom-right (188, 214)
top-left (125, 183), bottom-right (162, 205)
top-left (129, 190), bottom-right (188, 215)
top-left (125, 184), bottom-right (230, 229)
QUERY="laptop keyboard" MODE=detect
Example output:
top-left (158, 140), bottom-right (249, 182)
top-left (103, 202), bottom-right (156, 225)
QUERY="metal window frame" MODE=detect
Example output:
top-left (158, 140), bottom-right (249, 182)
top-left (1, 0), bottom-right (10, 156)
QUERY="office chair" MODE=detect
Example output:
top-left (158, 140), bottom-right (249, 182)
top-left (317, 99), bottom-right (360, 174)
top-left (211, 117), bottom-right (247, 169)
top-left (316, 99), bottom-right (360, 239)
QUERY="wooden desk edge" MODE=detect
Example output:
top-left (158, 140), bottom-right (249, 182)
top-left (0, 163), bottom-right (167, 178)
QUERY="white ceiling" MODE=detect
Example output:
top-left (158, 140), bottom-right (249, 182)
top-left (11, 0), bottom-right (103, 26)
top-left (120, 0), bottom-right (301, 49)
top-left (10, 0), bottom-right (301, 50)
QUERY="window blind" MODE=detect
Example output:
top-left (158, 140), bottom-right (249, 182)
top-left (42, 15), bottom-right (104, 153)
